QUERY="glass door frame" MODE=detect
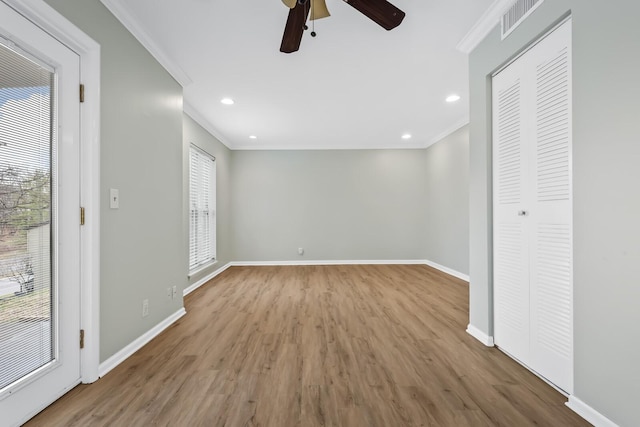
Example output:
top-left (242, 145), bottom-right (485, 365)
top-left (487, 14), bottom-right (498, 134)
top-left (2, 0), bottom-right (101, 385)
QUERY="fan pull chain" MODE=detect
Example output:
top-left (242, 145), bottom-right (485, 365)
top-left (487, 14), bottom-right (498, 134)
top-left (300, 0), bottom-right (310, 33)
top-left (311, 1), bottom-right (317, 37)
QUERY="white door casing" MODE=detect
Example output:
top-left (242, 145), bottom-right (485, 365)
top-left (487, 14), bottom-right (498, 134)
top-left (492, 18), bottom-right (573, 394)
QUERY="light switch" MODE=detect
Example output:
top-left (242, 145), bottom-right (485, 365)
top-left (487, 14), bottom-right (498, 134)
top-left (110, 188), bottom-right (119, 209)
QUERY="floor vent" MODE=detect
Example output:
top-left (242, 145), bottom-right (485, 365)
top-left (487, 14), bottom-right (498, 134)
top-left (502, 0), bottom-right (545, 39)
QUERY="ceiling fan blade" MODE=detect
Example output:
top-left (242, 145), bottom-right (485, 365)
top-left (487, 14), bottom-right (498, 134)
top-left (310, 0), bottom-right (330, 20)
top-left (282, 0), bottom-right (297, 9)
top-left (343, 0), bottom-right (405, 30)
top-left (280, 1), bottom-right (311, 54)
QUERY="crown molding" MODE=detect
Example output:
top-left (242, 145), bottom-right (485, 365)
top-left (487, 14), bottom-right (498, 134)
top-left (183, 97), bottom-right (467, 152)
top-left (183, 101), bottom-right (234, 150)
top-left (456, 0), bottom-right (517, 54)
top-left (425, 116), bottom-right (469, 148)
top-left (184, 101), bottom-right (467, 152)
top-left (100, 0), bottom-right (192, 87)
top-left (229, 142), bottom-right (431, 151)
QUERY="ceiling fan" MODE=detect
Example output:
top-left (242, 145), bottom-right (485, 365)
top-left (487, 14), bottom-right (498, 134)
top-left (280, 0), bottom-right (406, 53)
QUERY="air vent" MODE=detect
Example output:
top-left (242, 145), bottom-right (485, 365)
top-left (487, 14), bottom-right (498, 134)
top-left (502, 0), bottom-right (545, 39)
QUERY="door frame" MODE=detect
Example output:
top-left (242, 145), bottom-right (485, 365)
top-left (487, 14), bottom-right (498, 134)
top-left (2, 0), bottom-right (101, 384)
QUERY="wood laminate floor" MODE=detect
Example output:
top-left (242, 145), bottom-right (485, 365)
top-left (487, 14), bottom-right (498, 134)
top-left (26, 265), bottom-right (589, 426)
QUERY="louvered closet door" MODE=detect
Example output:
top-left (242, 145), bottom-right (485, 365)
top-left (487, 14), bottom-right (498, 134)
top-left (493, 19), bottom-right (573, 394)
top-left (492, 55), bottom-right (531, 366)
top-left (529, 20), bottom-right (573, 393)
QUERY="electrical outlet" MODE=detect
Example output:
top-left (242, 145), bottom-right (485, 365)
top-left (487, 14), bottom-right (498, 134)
top-left (298, 247), bottom-right (304, 256)
top-left (172, 286), bottom-right (177, 299)
top-left (142, 299), bottom-right (149, 317)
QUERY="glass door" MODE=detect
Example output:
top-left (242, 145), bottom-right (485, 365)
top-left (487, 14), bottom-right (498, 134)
top-left (0, 1), bottom-right (81, 425)
top-left (0, 39), bottom-right (56, 393)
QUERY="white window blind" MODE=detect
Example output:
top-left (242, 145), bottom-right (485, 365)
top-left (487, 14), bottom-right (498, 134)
top-left (189, 145), bottom-right (216, 271)
top-left (0, 42), bottom-right (54, 391)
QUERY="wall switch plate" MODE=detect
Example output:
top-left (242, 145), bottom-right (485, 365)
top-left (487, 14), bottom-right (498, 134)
top-left (110, 188), bottom-right (119, 209)
top-left (167, 287), bottom-right (172, 297)
top-left (142, 299), bottom-right (149, 317)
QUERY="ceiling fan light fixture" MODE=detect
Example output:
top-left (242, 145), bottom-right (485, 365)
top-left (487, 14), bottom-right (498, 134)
top-left (446, 94), bottom-right (461, 103)
top-left (280, 0), bottom-right (403, 53)
top-left (220, 98), bottom-right (235, 105)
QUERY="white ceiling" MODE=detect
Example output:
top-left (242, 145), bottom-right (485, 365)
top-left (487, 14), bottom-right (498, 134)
top-left (102, 0), bottom-right (495, 150)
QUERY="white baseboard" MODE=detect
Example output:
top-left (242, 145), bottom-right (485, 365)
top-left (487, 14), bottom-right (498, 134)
top-left (466, 324), bottom-right (495, 347)
top-left (230, 260), bottom-right (428, 267)
top-left (184, 262), bottom-right (232, 296)
top-left (566, 396), bottom-right (619, 427)
top-left (182, 260), bottom-right (467, 298)
top-left (424, 260), bottom-right (469, 282)
top-left (229, 259), bottom-right (468, 281)
top-left (98, 308), bottom-right (186, 378)
top-left (230, 260), bottom-right (469, 282)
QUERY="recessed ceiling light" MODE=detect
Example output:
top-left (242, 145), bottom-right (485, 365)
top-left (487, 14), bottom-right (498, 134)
top-left (220, 98), bottom-right (234, 105)
top-left (401, 134), bottom-right (412, 140)
top-left (446, 94), bottom-right (461, 103)
top-left (249, 135), bottom-right (257, 139)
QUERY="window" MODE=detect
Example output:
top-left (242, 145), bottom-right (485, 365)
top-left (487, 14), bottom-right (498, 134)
top-left (189, 145), bottom-right (216, 271)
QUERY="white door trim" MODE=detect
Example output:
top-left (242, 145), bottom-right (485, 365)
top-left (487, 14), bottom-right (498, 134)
top-left (2, 0), bottom-right (101, 383)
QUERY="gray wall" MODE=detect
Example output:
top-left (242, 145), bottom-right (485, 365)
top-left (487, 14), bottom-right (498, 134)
top-left (45, 0), bottom-right (186, 362)
top-left (469, 1), bottom-right (640, 425)
top-left (183, 114), bottom-right (233, 284)
top-left (424, 126), bottom-right (469, 275)
top-left (231, 149), bottom-right (429, 262)
top-left (231, 135), bottom-right (470, 274)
